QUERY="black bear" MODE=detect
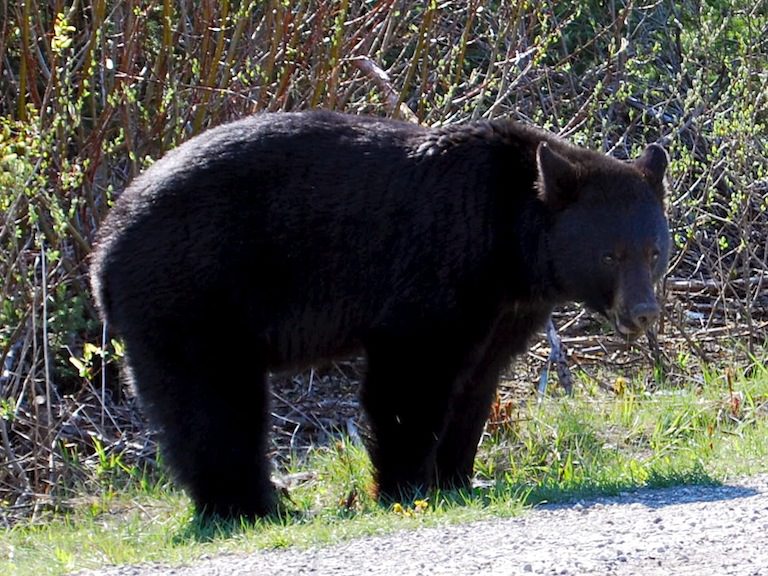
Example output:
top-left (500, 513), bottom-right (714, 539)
top-left (90, 110), bottom-right (669, 518)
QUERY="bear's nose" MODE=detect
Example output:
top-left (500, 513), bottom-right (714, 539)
top-left (630, 302), bottom-right (660, 331)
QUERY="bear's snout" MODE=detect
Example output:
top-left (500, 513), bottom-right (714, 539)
top-left (629, 301), bottom-right (660, 332)
top-left (611, 300), bottom-right (660, 338)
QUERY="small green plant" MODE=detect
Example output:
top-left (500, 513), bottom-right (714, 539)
top-left (68, 343), bottom-right (106, 380)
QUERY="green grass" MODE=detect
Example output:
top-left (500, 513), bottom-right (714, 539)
top-left (4, 365), bottom-right (768, 576)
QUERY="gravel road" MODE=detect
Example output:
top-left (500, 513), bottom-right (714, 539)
top-left (74, 474), bottom-right (768, 576)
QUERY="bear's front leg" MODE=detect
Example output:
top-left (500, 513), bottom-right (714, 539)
top-left (435, 307), bottom-right (552, 489)
top-left (361, 331), bottom-right (469, 501)
top-left (433, 368), bottom-right (499, 490)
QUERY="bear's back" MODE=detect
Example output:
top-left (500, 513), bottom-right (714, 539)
top-left (91, 112), bottom-right (533, 367)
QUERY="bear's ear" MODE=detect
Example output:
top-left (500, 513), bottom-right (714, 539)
top-left (634, 144), bottom-right (668, 191)
top-left (536, 141), bottom-right (580, 209)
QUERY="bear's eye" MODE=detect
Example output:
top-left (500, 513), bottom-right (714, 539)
top-left (651, 249), bottom-right (660, 263)
top-left (601, 253), bottom-right (616, 266)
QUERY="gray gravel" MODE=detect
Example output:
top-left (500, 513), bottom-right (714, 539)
top-left (73, 474), bottom-right (768, 576)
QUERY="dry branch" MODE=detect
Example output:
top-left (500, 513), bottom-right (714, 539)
top-left (348, 56), bottom-right (419, 122)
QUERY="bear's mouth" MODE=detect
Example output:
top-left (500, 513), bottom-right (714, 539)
top-left (608, 310), bottom-right (645, 340)
top-left (588, 303), bottom-right (643, 340)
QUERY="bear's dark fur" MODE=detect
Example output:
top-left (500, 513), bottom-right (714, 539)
top-left (90, 110), bottom-right (670, 518)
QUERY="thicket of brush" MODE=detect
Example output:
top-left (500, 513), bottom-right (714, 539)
top-left (1, 1), bottom-right (766, 524)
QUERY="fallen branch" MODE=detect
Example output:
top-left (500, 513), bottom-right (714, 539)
top-left (666, 274), bottom-right (768, 294)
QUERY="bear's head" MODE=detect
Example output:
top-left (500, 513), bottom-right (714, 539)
top-left (537, 142), bottom-right (670, 338)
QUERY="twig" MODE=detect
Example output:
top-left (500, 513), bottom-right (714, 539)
top-left (538, 317), bottom-right (574, 398)
top-left (0, 415), bottom-right (32, 502)
top-left (348, 56), bottom-right (418, 122)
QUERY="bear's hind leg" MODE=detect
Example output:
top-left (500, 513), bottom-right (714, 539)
top-left (124, 333), bottom-right (276, 519)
